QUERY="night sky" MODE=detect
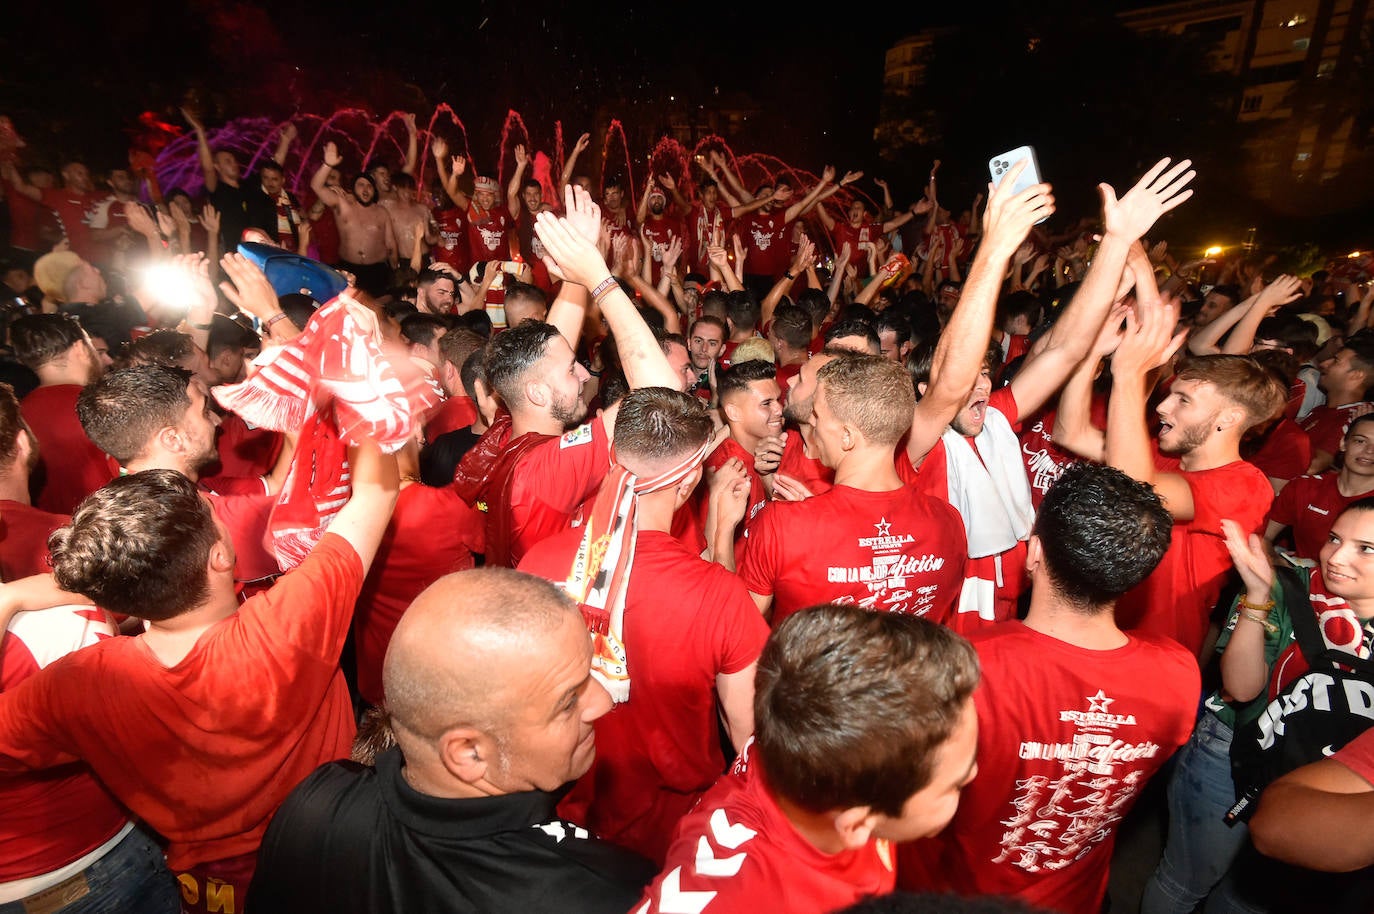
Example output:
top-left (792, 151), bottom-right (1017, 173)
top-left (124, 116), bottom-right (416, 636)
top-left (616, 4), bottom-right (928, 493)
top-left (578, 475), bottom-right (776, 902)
top-left (7, 0), bottom-right (1360, 246)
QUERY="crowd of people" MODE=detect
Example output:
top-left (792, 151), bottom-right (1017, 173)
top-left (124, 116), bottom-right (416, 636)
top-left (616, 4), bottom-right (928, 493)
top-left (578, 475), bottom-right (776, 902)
top-left (0, 107), bottom-right (1373, 914)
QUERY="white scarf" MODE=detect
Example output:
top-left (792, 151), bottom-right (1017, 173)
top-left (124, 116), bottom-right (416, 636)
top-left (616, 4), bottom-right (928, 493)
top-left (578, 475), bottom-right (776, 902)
top-left (941, 406), bottom-right (1034, 559)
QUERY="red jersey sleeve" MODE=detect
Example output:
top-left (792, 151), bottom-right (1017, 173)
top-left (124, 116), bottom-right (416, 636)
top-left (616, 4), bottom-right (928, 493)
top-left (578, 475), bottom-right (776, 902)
top-left (236, 532), bottom-right (364, 661)
top-left (514, 416), bottom-right (612, 514)
top-left (737, 503), bottom-right (781, 598)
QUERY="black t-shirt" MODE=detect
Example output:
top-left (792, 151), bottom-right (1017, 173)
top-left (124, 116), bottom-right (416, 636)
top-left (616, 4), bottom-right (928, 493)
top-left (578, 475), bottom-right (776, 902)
top-left (249, 747), bottom-right (656, 913)
top-left (208, 181), bottom-right (251, 251)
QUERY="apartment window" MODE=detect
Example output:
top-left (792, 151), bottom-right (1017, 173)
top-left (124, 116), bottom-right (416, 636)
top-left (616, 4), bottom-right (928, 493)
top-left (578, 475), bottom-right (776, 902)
top-left (1242, 94), bottom-right (1263, 113)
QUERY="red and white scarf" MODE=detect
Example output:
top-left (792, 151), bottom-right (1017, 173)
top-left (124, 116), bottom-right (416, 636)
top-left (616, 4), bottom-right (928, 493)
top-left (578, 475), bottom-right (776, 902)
top-left (213, 294), bottom-right (440, 567)
top-left (565, 441), bottom-right (708, 703)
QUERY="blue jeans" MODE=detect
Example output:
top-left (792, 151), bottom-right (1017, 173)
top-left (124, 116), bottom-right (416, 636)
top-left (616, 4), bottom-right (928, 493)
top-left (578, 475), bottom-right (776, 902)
top-left (0, 825), bottom-right (179, 914)
top-left (1141, 713), bottom-right (1252, 914)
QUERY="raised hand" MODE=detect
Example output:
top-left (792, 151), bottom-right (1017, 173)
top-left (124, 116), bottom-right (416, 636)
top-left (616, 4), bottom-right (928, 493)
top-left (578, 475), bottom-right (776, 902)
top-left (821, 165), bottom-right (837, 184)
top-left (839, 170), bottom-right (863, 186)
top-left (911, 199), bottom-right (933, 216)
top-left (430, 136), bottom-right (448, 160)
top-left (534, 205), bottom-right (615, 289)
top-left (1221, 519), bottom-right (1275, 600)
top-left (451, 155), bottom-right (466, 177)
top-left (1101, 157), bottom-right (1195, 243)
top-left (124, 202), bottom-right (159, 238)
top-left (219, 252), bottom-right (280, 320)
top-left (199, 203), bottom-right (220, 234)
top-left (402, 112), bottom-right (417, 133)
top-left (514, 144), bottom-right (529, 168)
top-left (708, 458), bottom-right (751, 531)
top-left (1255, 274), bottom-right (1303, 313)
top-left (1111, 260), bottom-right (1187, 378)
top-left (789, 234), bottom-right (815, 276)
top-left (561, 183), bottom-right (602, 244)
top-left (661, 235), bottom-right (683, 272)
top-left (573, 132), bottom-right (591, 156)
top-left (658, 173), bottom-right (676, 191)
top-left (323, 142), bottom-right (343, 169)
top-left (731, 232), bottom-right (747, 273)
top-left (873, 178), bottom-right (889, 191)
top-left (979, 159), bottom-right (1055, 258)
top-left (754, 434), bottom-right (785, 475)
top-left (180, 106), bottom-right (205, 131)
top-left (280, 122), bottom-right (298, 144)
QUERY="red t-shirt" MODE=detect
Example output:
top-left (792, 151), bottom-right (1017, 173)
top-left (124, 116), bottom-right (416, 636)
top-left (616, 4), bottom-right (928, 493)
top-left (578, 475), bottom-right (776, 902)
top-left (1018, 398), bottom-right (1107, 509)
top-left (6, 187), bottom-right (60, 251)
top-left (1115, 454), bottom-right (1273, 655)
top-left (22, 385), bottom-right (117, 515)
top-left (466, 205), bottom-right (512, 261)
top-left (900, 624), bottom-right (1199, 914)
top-left (521, 528), bottom-right (769, 865)
top-left (353, 484), bottom-right (483, 706)
top-left (701, 437), bottom-right (769, 557)
top-left (738, 210), bottom-right (791, 278)
top-left (204, 490), bottom-right (280, 585)
top-left (0, 500), bottom-right (67, 581)
top-left (432, 207), bottom-right (471, 273)
top-left (739, 482), bottom-right (967, 627)
top-left (775, 363), bottom-right (802, 406)
top-left (910, 386), bottom-right (1030, 631)
top-left (0, 533), bottom-right (364, 871)
top-left (687, 203), bottom-right (727, 274)
top-left (776, 428), bottom-right (834, 498)
top-left (309, 206), bottom-right (341, 265)
top-left (1302, 402), bottom-right (1371, 460)
top-left (39, 187), bottom-right (103, 260)
top-left (0, 604), bottom-right (126, 882)
top-left (425, 395), bottom-right (478, 440)
top-left (1269, 472), bottom-right (1364, 561)
top-left (642, 213), bottom-right (685, 285)
top-left (636, 742), bottom-right (896, 914)
top-left (830, 220), bottom-right (883, 273)
top-left (501, 418), bottom-right (611, 568)
top-left (1248, 417), bottom-right (1311, 484)
top-left (204, 412), bottom-right (283, 483)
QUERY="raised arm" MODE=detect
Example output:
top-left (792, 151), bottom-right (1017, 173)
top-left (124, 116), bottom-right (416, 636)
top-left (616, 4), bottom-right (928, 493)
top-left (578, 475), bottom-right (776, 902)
top-left (219, 252), bottom-right (303, 343)
top-left (1, 162), bottom-right (41, 203)
top-left (431, 138), bottom-right (469, 209)
top-left (310, 143), bottom-right (346, 212)
top-left (711, 150), bottom-right (752, 204)
top-left (560, 132), bottom-right (590, 191)
top-left (534, 192), bottom-right (679, 418)
top-left (783, 166), bottom-right (834, 223)
top-left (400, 113), bottom-right (418, 176)
top-left (1052, 301), bottom-right (1128, 462)
top-left (1217, 520), bottom-right (1278, 703)
top-left (1104, 261), bottom-right (1193, 519)
top-left (507, 144), bottom-right (529, 220)
top-left (181, 107), bottom-right (218, 193)
top-left (325, 437), bottom-right (400, 572)
top-left (272, 122), bottom-right (297, 166)
top-left (906, 162), bottom-right (1055, 466)
top-left (542, 185), bottom-right (602, 346)
top-left (635, 173), bottom-right (653, 225)
top-left (1187, 294), bottom-right (1254, 356)
top-left (760, 236), bottom-right (815, 327)
top-left (1010, 158), bottom-right (1196, 418)
top-left (1220, 275), bottom-right (1303, 354)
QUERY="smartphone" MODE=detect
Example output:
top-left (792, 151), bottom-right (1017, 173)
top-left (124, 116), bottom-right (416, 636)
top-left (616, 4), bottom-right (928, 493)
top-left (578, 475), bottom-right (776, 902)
top-left (989, 146), bottom-right (1044, 193)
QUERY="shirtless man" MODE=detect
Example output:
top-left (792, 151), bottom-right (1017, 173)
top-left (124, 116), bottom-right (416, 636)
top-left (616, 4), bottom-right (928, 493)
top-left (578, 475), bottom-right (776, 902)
top-left (312, 142), bottom-right (397, 297)
top-left (387, 173), bottom-right (435, 264)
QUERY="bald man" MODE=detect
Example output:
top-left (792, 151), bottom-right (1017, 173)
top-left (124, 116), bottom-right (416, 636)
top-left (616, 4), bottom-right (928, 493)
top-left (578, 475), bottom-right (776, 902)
top-left (248, 568), bottom-right (656, 913)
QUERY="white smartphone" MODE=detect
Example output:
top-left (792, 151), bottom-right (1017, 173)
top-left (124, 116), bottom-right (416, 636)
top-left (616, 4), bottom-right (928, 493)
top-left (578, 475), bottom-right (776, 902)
top-left (989, 145), bottom-right (1048, 222)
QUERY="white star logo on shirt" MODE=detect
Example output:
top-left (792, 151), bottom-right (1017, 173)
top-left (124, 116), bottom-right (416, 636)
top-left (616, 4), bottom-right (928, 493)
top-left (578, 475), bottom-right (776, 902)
top-left (1086, 690), bottom-right (1115, 713)
top-left (874, 518), bottom-right (892, 537)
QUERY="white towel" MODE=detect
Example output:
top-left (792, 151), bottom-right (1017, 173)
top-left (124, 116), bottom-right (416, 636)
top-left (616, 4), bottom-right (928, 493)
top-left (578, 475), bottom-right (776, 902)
top-left (942, 406), bottom-right (1035, 559)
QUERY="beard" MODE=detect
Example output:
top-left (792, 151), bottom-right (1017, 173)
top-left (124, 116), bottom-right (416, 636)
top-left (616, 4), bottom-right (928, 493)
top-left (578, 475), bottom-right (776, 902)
top-left (782, 394), bottom-right (812, 426)
top-left (1159, 417), bottom-right (1214, 454)
top-left (550, 391), bottom-right (588, 430)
